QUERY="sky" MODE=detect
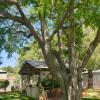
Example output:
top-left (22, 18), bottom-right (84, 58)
top-left (0, 7), bottom-right (34, 68)
top-left (0, 50), bottom-right (19, 67)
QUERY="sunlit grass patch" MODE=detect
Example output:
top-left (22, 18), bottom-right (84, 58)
top-left (82, 89), bottom-right (100, 99)
top-left (0, 92), bottom-right (34, 100)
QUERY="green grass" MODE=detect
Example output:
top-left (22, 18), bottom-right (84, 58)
top-left (82, 89), bottom-right (100, 100)
top-left (0, 92), bottom-right (34, 100)
top-left (83, 98), bottom-right (100, 100)
top-left (0, 91), bottom-right (100, 100)
top-left (83, 97), bottom-right (100, 100)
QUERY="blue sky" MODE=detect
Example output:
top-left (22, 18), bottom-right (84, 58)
top-left (0, 7), bottom-right (38, 67)
top-left (0, 50), bottom-right (18, 67)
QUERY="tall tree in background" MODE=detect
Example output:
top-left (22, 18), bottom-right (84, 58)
top-left (1, 66), bottom-right (16, 73)
top-left (0, 0), bottom-right (100, 100)
top-left (19, 41), bottom-right (43, 62)
top-left (18, 41), bottom-right (43, 68)
top-left (82, 27), bottom-right (100, 89)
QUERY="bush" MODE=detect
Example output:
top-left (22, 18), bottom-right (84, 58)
top-left (11, 86), bottom-right (14, 92)
top-left (0, 80), bottom-right (9, 91)
top-left (41, 75), bottom-right (60, 89)
top-left (22, 89), bottom-right (27, 96)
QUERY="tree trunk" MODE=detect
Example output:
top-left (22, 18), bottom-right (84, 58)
top-left (88, 69), bottom-right (93, 89)
top-left (43, 54), bottom-right (82, 100)
top-left (59, 70), bottom-right (82, 100)
top-left (41, 43), bottom-right (82, 100)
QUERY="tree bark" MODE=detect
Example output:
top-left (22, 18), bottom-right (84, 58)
top-left (0, 0), bottom-right (17, 4)
top-left (88, 69), bottom-right (93, 89)
top-left (61, 71), bottom-right (82, 100)
top-left (41, 41), bottom-right (82, 100)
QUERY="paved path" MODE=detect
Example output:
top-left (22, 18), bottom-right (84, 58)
top-left (47, 97), bottom-right (63, 100)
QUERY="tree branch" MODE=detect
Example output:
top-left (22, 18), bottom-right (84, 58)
top-left (40, 16), bottom-right (45, 41)
top-left (57, 31), bottom-right (61, 52)
top-left (0, 11), bottom-right (43, 45)
top-left (80, 28), bottom-right (100, 71)
top-left (0, 11), bottom-right (25, 24)
top-left (13, 30), bottom-right (31, 38)
top-left (15, 3), bottom-right (26, 18)
top-left (22, 18), bottom-right (43, 44)
top-left (14, 2), bottom-right (43, 44)
top-left (0, 0), bottom-right (26, 18)
top-left (0, 0), bottom-right (17, 4)
top-left (52, 50), bottom-right (68, 73)
top-left (47, 0), bottom-right (75, 42)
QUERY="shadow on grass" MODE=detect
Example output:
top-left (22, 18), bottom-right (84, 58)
top-left (83, 98), bottom-right (100, 100)
top-left (0, 92), bottom-right (34, 100)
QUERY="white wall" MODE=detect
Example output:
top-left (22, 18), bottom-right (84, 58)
top-left (82, 70), bottom-right (100, 89)
top-left (26, 87), bottom-right (39, 100)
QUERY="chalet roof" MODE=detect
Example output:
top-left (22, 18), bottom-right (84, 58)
top-left (26, 60), bottom-right (48, 69)
top-left (0, 70), bottom-right (7, 74)
top-left (82, 70), bottom-right (100, 74)
top-left (18, 60), bottom-right (49, 75)
top-left (18, 60), bottom-right (88, 75)
top-left (0, 70), bottom-right (6, 72)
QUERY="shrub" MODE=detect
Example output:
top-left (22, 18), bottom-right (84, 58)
top-left (0, 80), bottom-right (9, 91)
top-left (22, 89), bottom-right (27, 96)
top-left (11, 86), bottom-right (14, 92)
top-left (41, 75), bottom-right (60, 89)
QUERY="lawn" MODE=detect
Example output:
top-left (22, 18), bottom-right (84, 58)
top-left (0, 92), bottom-right (34, 100)
top-left (0, 91), bottom-right (100, 100)
top-left (83, 89), bottom-right (100, 100)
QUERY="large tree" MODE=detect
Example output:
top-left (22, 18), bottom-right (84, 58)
top-left (0, 0), bottom-right (100, 100)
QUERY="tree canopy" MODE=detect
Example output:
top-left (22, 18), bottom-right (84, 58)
top-left (0, 0), bottom-right (99, 54)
